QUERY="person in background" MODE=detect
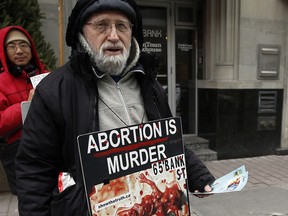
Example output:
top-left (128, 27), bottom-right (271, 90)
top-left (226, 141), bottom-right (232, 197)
top-left (0, 26), bottom-right (48, 195)
top-left (15, 0), bottom-right (215, 215)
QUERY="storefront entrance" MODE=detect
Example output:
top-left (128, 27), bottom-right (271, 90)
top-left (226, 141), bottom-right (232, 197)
top-left (140, 2), bottom-right (198, 134)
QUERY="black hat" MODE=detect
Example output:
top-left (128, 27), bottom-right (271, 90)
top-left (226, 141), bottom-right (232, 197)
top-left (66, 0), bottom-right (143, 49)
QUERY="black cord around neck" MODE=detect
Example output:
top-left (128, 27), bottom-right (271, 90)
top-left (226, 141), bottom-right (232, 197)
top-left (97, 96), bottom-right (128, 126)
top-left (97, 96), bottom-right (147, 127)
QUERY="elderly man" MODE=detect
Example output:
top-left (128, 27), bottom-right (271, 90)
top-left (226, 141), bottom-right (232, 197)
top-left (16, 0), bottom-right (215, 215)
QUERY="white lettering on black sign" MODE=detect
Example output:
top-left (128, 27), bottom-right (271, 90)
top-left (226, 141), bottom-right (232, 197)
top-left (143, 29), bottom-right (162, 38)
top-left (178, 43), bottom-right (193, 52)
top-left (142, 42), bottom-right (162, 53)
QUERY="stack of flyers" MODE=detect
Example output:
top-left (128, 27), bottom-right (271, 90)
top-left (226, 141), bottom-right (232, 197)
top-left (193, 165), bottom-right (248, 194)
top-left (30, 73), bottom-right (49, 88)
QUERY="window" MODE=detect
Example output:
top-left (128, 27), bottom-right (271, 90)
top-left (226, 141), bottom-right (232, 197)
top-left (175, 4), bottom-right (197, 26)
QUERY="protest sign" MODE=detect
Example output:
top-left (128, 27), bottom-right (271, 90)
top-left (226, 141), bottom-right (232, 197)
top-left (77, 117), bottom-right (190, 216)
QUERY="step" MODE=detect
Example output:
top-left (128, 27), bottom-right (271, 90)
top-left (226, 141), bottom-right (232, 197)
top-left (192, 148), bottom-right (218, 161)
top-left (183, 135), bottom-right (217, 161)
top-left (183, 135), bottom-right (209, 150)
top-left (275, 148), bottom-right (288, 155)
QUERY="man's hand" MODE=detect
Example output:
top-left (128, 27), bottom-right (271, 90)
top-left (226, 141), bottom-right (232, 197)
top-left (193, 184), bottom-right (213, 198)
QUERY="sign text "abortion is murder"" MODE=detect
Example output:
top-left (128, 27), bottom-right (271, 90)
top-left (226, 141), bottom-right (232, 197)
top-left (77, 117), bottom-right (185, 186)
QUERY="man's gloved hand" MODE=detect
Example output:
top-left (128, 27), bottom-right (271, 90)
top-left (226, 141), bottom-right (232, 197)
top-left (193, 184), bottom-right (213, 198)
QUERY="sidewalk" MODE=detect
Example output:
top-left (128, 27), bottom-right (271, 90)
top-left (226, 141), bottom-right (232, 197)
top-left (0, 193), bottom-right (18, 216)
top-left (189, 155), bottom-right (288, 216)
top-left (1, 155), bottom-right (288, 216)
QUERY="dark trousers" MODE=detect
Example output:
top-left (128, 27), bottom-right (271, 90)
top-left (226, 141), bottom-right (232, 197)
top-left (0, 140), bottom-right (19, 195)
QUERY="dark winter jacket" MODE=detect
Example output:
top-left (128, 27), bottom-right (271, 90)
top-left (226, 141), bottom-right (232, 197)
top-left (0, 26), bottom-right (47, 144)
top-left (16, 0), bottom-right (214, 215)
top-left (16, 49), bottom-right (215, 216)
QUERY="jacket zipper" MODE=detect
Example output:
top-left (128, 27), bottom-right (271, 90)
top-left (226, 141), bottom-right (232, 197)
top-left (116, 82), bottom-right (131, 125)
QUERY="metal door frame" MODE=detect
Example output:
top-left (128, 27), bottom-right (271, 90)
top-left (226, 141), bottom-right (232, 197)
top-left (136, 1), bottom-right (198, 135)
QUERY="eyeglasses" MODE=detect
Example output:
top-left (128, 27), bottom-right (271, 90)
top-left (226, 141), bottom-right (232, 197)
top-left (85, 20), bottom-right (132, 34)
top-left (6, 42), bottom-right (31, 53)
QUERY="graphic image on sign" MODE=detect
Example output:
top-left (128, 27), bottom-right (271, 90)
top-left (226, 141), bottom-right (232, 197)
top-left (77, 117), bottom-right (190, 216)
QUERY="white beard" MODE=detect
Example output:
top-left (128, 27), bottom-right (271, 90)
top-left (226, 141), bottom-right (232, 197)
top-left (93, 41), bottom-right (130, 76)
top-left (78, 34), bottom-right (131, 76)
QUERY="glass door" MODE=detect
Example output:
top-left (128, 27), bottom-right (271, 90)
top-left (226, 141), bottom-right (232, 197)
top-left (140, 6), bottom-right (169, 88)
top-left (140, 3), bottom-right (198, 135)
top-left (175, 28), bottom-right (197, 134)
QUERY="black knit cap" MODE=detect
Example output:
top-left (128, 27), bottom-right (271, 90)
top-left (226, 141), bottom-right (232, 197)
top-left (66, 0), bottom-right (143, 49)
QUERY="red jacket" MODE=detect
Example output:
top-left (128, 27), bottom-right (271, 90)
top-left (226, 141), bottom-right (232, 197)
top-left (0, 26), bottom-right (47, 144)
